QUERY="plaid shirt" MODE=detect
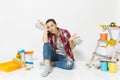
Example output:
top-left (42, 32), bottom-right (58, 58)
top-left (48, 28), bottom-right (74, 61)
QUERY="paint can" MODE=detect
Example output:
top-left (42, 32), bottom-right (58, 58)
top-left (25, 50), bottom-right (34, 66)
top-left (100, 32), bottom-right (108, 40)
top-left (108, 61), bottom-right (117, 73)
top-left (100, 61), bottom-right (108, 71)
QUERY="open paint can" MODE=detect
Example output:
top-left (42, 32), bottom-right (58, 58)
top-left (100, 61), bottom-right (108, 71)
top-left (108, 61), bottom-right (117, 73)
top-left (25, 50), bottom-right (34, 65)
top-left (100, 32), bottom-right (108, 40)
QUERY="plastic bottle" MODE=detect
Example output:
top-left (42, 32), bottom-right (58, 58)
top-left (18, 50), bottom-right (25, 61)
top-left (16, 52), bottom-right (21, 59)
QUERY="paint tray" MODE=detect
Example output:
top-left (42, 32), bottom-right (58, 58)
top-left (0, 61), bottom-right (21, 72)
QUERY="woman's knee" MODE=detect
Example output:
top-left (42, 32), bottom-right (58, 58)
top-left (43, 43), bottom-right (53, 52)
top-left (43, 43), bottom-right (56, 60)
top-left (43, 43), bottom-right (51, 58)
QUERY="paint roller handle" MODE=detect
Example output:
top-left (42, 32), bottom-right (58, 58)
top-left (37, 19), bottom-right (45, 27)
top-left (73, 38), bottom-right (83, 45)
top-left (36, 19), bottom-right (49, 31)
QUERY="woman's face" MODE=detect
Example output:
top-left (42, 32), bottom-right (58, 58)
top-left (46, 21), bottom-right (57, 34)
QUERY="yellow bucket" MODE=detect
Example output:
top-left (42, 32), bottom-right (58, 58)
top-left (108, 62), bottom-right (117, 73)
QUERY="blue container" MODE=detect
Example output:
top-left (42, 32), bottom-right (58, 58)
top-left (18, 50), bottom-right (25, 53)
top-left (100, 61), bottom-right (108, 71)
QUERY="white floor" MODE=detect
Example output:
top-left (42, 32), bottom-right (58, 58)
top-left (0, 58), bottom-right (120, 80)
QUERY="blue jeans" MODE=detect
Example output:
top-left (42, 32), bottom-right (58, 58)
top-left (43, 43), bottom-right (74, 70)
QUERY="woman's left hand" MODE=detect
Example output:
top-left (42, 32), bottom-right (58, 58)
top-left (69, 34), bottom-right (80, 41)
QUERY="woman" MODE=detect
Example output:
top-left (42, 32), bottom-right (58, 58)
top-left (38, 19), bottom-right (79, 77)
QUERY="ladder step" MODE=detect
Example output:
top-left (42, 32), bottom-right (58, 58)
top-left (94, 53), bottom-right (111, 60)
top-left (98, 40), bottom-right (106, 42)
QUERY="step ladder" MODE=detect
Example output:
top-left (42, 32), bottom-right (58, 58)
top-left (86, 40), bottom-right (113, 68)
top-left (86, 26), bottom-right (120, 68)
top-left (113, 28), bottom-right (120, 61)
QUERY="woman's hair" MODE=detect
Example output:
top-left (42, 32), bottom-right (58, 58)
top-left (45, 19), bottom-right (57, 25)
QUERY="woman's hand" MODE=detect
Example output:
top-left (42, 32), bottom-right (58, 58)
top-left (69, 34), bottom-right (80, 41)
top-left (69, 34), bottom-right (80, 49)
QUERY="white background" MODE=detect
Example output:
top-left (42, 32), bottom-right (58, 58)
top-left (0, 0), bottom-right (120, 61)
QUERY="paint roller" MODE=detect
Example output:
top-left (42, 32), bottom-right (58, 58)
top-left (35, 19), bottom-right (45, 30)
